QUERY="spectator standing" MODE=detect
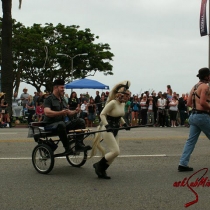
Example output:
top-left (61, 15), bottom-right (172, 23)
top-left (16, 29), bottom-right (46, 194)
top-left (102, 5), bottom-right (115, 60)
top-left (97, 95), bottom-right (106, 122)
top-left (68, 91), bottom-right (80, 119)
top-left (131, 95), bottom-right (140, 126)
top-left (95, 91), bottom-right (101, 116)
top-left (42, 92), bottom-right (50, 102)
top-left (163, 92), bottom-right (170, 127)
top-left (12, 92), bottom-right (19, 107)
top-left (85, 92), bottom-right (90, 101)
top-left (169, 95), bottom-right (179, 127)
top-left (124, 91), bottom-right (131, 126)
top-left (26, 95), bottom-right (35, 125)
top-left (64, 93), bottom-right (69, 104)
top-left (147, 95), bottom-right (154, 125)
top-left (167, 85), bottom-right (173, 101)
top-left (36, 91), bottom-right (44, 106)
top-left (0, 112), bottom-right (7, 127)
top-left (0, 93), bottom-right (12, 127)
top-left (157, 93), bottom-right (166, 127)
top-left (80, 100), bottom-right (88, 120)
top-left (68, 92), bottom-right (80, 110)
top-left (35, 103), bottom-right (44, 122)
top-left (78, 94), bottom-right (85, 105)
top-left (87, 98), bottom-right (96, 127)
top-left (178, 94), bottom-right (187, 126)
top-left (20, 87), bottom-right (29, 108)
top-left (140, 94), bottom-right (148, 125)
top-left (33, 92), bottom-right (39, 108)
top-left (105, 91), bottom-right (109, 101)
top-left (152, 92), bottom-right (158, 125)
top-left (101, 92), bottom-right (106, 100)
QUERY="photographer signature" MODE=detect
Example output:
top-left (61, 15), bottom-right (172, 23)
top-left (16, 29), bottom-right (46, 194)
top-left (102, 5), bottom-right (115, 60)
top-left (173, 168), bottom-right (209, 207)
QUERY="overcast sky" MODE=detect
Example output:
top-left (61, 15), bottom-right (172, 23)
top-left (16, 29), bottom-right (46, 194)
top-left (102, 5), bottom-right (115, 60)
top-left (11, 0), bottom-right (209, 97)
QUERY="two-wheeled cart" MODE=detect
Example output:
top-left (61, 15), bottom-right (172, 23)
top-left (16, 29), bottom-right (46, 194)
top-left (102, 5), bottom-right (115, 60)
top-left (29, 122), bottom-right (94, 174)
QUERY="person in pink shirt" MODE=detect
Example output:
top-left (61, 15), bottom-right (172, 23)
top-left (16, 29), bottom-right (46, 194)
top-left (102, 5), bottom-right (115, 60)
top-left (36, 103), bottom-right (44, 122)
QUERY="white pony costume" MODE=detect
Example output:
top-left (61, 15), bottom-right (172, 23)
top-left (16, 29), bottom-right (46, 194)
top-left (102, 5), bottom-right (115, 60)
top-left (91, 80), bottom-right (131, 179)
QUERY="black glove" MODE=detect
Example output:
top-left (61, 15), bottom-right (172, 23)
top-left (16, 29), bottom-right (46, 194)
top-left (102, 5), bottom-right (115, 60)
top-left (123, 123), bottom-right (130, 130)
top-left (105, 124), bottom-right (113, 132)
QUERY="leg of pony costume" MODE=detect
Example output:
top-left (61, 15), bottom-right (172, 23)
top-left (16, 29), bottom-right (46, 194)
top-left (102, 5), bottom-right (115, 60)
top-left (93, 157), bottom-right (111, 179)
top-left (92, 127), bottom-right (120, 179)
top-left (103, 133), bottom-right (120, 164)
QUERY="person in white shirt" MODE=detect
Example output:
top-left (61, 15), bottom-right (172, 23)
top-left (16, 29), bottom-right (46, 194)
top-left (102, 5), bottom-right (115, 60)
top-left (147, 95), bottom-right (154, 125)
top-left (157, 93), bottom-right (166, 127)
top-left (80, 100), bottom-right (88, 119)
top-left (169, 96), bottom-right (179, 127)
top-left (20, 88), bottom-right (29, 108)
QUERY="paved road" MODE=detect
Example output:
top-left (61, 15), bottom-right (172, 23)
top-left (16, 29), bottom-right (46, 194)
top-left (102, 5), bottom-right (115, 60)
top-left (0, 127), bottom-right (210, 210)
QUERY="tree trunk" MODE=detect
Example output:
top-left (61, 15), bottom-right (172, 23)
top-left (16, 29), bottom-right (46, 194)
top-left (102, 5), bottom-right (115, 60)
top-left (1, 0), bottom-right (13, 114)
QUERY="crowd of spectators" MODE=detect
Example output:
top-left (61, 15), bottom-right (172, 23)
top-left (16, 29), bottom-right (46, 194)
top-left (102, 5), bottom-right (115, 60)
top-left (0, 84), bottom-right (190, 128)
top-left (124, 85), bottom-right (189, 127)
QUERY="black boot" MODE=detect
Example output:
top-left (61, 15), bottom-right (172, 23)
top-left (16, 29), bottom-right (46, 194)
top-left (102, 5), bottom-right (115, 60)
top-left (63, 147), bottom-right (71, 155)
top-left (75, 139), bottom-right (92, 151)
top-left (93, 157), bottom-right (111, 179)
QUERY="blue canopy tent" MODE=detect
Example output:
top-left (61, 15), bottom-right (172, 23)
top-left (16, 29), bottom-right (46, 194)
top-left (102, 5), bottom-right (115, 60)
top-left (65, 78), bottom-right (109, 90)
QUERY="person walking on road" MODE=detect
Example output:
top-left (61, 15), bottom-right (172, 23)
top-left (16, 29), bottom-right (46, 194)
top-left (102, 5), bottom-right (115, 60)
top-left (90, 80), bottom-right (131, 179)
top-left (178, 67), bottom-right (210, 172)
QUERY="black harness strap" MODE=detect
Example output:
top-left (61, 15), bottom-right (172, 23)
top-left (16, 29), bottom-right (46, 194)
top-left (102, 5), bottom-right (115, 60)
top-left (192, 83), bottom-right (203, 110)
top-left (192, 82), bottom-right (210, 110)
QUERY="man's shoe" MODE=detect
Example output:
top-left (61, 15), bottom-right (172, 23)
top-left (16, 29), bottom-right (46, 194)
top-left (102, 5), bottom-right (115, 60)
top-left (75, 143), bottom-right (92, 151)
top-left (178, 165), bottom-right (193, 172)
top-left (62, 145), bottom-right (73, 155)
top-left (65, 149), bottom-right (74, 155)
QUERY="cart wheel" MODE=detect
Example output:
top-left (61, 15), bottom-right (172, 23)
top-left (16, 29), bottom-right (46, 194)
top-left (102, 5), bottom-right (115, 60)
top-left (32, 144), bottom-right (54, 174)
top-left (66, 140), bottom-right (87, 167)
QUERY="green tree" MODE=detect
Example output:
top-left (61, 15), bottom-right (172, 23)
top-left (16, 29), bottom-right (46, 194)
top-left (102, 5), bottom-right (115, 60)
top-left (5, 21), bottom-right (114, 92)
top-left (17, 24), bottom-right (114, 91)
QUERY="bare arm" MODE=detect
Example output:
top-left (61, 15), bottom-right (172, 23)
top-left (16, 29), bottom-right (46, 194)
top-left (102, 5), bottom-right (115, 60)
top-left (186, 88), bottom-right (193, 107)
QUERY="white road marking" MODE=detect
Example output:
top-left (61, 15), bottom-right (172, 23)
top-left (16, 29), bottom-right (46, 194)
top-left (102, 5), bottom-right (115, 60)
top-left (0, 133), bottom-right (18, 135)
top-left (0, 154), bottom-right (167, 160)
top-left (117, 154), bottom-right (167, 157)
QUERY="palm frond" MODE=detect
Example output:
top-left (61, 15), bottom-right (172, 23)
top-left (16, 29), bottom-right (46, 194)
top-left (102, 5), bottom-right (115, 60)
top-left (19, 0), bottom-right (22, 9)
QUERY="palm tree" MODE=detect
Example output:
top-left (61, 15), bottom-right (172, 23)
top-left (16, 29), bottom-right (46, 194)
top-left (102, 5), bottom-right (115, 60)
top-left (1, 0), bottom-right (22, 116)
top-left (19, 0), bottom-right (22, 9)
top-left (1, 0), bottom-right (13, 114)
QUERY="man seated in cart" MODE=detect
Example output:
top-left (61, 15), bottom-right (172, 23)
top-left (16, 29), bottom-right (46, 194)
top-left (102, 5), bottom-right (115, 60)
top-left (42, 78), bottom-right (91, 155)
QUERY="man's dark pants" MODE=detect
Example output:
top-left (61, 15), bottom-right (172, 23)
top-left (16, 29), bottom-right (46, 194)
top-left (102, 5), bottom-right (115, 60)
top-left (45, 118), bottom-right (86, 150)
top-left (180, 110), bottom-right (187, 126)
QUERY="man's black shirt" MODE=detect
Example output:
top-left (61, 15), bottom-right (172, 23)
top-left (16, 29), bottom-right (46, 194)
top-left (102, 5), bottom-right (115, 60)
top-left (178, 97), bottom-right (187, 111)
top-left (43, 94), bottom-right (68, 124)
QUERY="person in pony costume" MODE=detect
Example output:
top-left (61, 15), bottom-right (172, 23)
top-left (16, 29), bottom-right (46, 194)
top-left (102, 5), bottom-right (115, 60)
top-left (90, 80), bottom-right (131, 179)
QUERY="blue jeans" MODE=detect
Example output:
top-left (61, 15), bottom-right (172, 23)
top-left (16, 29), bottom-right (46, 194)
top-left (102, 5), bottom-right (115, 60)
top-left (179, 113), bottom-right (210, 166)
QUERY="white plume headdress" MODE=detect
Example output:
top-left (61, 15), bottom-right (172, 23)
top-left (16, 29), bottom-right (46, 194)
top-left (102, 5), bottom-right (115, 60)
top-left (106, 80), bottom-right (131, 104)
